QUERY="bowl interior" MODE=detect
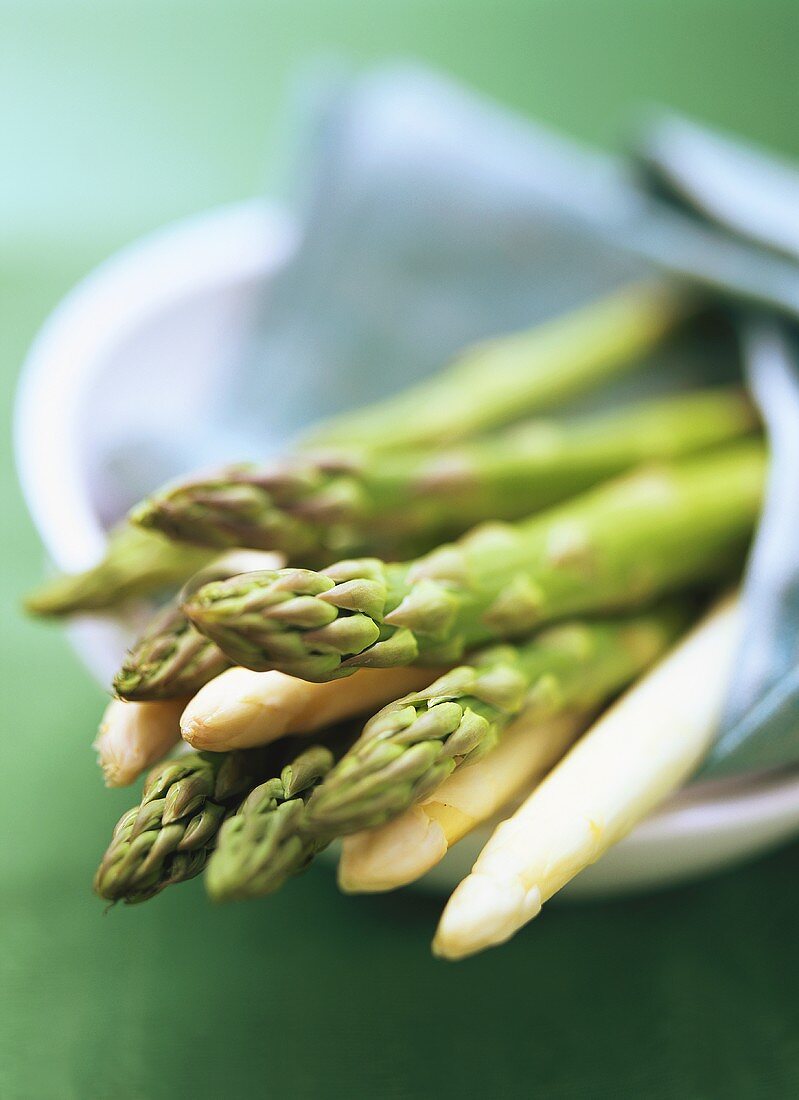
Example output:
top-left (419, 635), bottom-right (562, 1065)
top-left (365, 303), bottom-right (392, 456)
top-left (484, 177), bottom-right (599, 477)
top-left (15, 200), bottom-right (296, 572)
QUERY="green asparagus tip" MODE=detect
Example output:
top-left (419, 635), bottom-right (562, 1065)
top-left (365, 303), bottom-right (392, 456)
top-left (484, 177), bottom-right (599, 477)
top-left (25, 525), bottom-right (215, 618)
top-left (94, 750), bottom-right (270, 905)
top-left (206, 745), bottom-right (336, 902)
top-left (304, 695), bottom-right (493, 837)
top-left (184, 566), bottom-right (390, 679)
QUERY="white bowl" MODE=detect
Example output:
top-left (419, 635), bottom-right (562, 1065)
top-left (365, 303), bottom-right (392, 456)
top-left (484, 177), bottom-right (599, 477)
top-left (15, 199), bottom-right (799, 898)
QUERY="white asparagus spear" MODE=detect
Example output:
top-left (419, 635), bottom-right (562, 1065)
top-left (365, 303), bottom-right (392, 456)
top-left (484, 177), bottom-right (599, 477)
top-left (434, 597), bottom-right (740, 961)
top-left (180, 665), bottom-right (436, 750)
top-left (338, 711), bottom-right (587, 893)
top-left (94, 697), bottom-right (188, 787)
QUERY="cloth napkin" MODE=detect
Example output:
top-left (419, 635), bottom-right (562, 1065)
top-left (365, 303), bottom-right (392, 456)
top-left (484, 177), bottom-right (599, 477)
top-left (638, 115), bottom-right (799, 774)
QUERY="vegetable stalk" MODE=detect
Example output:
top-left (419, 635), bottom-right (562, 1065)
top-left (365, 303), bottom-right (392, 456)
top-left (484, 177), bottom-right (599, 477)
top-left (94, 697), bottom-right (188, 787)
top-left (25, 524), bottom-right (214, 617)
top-left (433, 597), bottom-right (740, 960)
top-left (114, 550), bottom-right (278, 701)
top-left (303, 281), bottom-right (689, 452)
top-left (339, 710), bottom-right (584, 893)
top-left (306, 610), bottom-right (686, 836)
top-left (205, 744), bottom-right (336, 902)
top-left (181, 666), bottom-right (435, 751)
top-left (131, 389), bottom-right (755, 561)
top-left (94, 747), bottom-right (276, 904)
top-left (184, 444), bottom-right (764, 682)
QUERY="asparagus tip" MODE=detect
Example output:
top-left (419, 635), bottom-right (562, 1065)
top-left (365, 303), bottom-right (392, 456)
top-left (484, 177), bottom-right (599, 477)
top-left (433, 873), bottom-right (542, 961)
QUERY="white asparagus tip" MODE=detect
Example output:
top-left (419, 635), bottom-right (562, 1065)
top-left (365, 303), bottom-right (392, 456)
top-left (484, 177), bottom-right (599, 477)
top-left (179, 667), bottom-right (291, 750)
top-left (180, 714), bottom-right (212, 749)
top-left (94, 697), bottom-right (185, 787)
top-left (93, 708), bottom-right (138, 788)
top-left (338, 807), bottom-right (448, 893)
top-left (94, 743), bottom-right (126, 788)
top-left (433, 873), bottom-right (542, 961)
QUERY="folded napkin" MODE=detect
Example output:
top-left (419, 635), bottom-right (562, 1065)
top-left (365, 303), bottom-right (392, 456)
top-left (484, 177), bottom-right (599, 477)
top-left (639, 115), bottom-right (799, 774)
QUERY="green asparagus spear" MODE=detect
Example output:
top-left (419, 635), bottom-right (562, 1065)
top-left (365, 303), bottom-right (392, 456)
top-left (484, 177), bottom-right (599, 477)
top-left (184, 443), bottom-right (765, 683)
top-left (302, 281), bottom-right (689, 453)
top-left (25, 524), bottom-right (214, 617)
top-left (113, 552), bottom-right (275, 701)
top-left (304, 609), bottom-right (686, 836)
top-left (25, 283), bottom-right (686, 616)
top-left (113, 598), bottom-right (230, 701)
top-left (129, 389), bottom-right (757, 560)
top-left (94, 748), bottom-right (275, 904)
top-left (205, 745), bottom-right (335, 902)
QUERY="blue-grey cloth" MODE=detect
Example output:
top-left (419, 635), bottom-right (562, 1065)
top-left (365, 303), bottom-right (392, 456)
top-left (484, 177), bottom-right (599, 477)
top-left (638, 114), bottom-right (799, 774)
top-left (217, 67), bottom-right (799, 775)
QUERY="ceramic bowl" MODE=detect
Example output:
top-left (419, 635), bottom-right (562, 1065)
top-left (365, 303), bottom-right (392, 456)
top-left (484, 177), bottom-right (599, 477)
top-left (15, 199), bottom-right (799, 898)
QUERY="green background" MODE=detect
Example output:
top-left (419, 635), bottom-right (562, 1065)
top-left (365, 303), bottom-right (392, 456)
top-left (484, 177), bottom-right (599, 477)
top-left (3, 3), bottom-right (799, 1097)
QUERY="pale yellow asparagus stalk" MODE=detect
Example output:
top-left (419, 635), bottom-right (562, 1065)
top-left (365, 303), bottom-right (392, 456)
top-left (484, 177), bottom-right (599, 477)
top-left (94, 697), bottom-right (189, 787)
top-left (180, 666), bottom-right (437, 751)
top-left (434, 597), bottom-right (740, 960)
top-left (338, 710), bottom-right (586, 893)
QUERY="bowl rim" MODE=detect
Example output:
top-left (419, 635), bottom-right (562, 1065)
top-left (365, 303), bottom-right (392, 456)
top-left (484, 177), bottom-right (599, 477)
top-left (13, 197), bottom-right (295, 573)
top-left (14, 195), bottom-right (799, 853)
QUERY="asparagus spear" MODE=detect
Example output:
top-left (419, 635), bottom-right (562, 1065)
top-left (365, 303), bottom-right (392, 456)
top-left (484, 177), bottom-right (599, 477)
top-left (181, 666), bottom-right (434, 751)
top-left (113, 550), bottom-right (278, 701)
top-left (25, 524), bottom-right (214, 617)
top-left (94, 748), bottom-right (275, 904)
top-left (302, 281), bottom-right (688, 453)
top-left (305, 609), bottom-right (686, 837)
top-left (339, 711), bottom-right (585, 893)
top-left (129, 389), bottom-right (757, 560)
top-left (205, 745), bottom-right (336, 902)
top-left (433, 597), bottom-right (739, 960)
top-left (184, 443), bottom-right (764, 682)
top-left (113, 598), bottom-right (230, 702)
top-left (94, 697), bottom-right (189, 787)
top-left (26, 283), bottom-right (685, 615)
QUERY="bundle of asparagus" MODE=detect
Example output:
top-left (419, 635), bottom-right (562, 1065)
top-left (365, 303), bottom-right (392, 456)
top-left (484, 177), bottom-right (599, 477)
top-left (28, 282), bottom-right (765, 956)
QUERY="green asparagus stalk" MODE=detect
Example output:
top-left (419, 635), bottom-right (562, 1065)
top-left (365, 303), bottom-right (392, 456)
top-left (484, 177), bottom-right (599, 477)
top-left (205, 744), bottom-right (335, 902)
top-left (302, 281), bottom-right (689, 453)
top-left (113, 598), bottom-right (230, 702)
top-left (94, 747), bottom-right (275, 904)
top-left (113, 551), bottom-right (276, 701)
top-left (25, 524), bottom-right (214, 617)
top-left (25, 283), bottom-right (686, 616)
top-left (304, 609), bottom-right (686, 836)
top-left (129, 389), bottom-right (757, 560)
top-left (184, 443), bottom-right (765, 683)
